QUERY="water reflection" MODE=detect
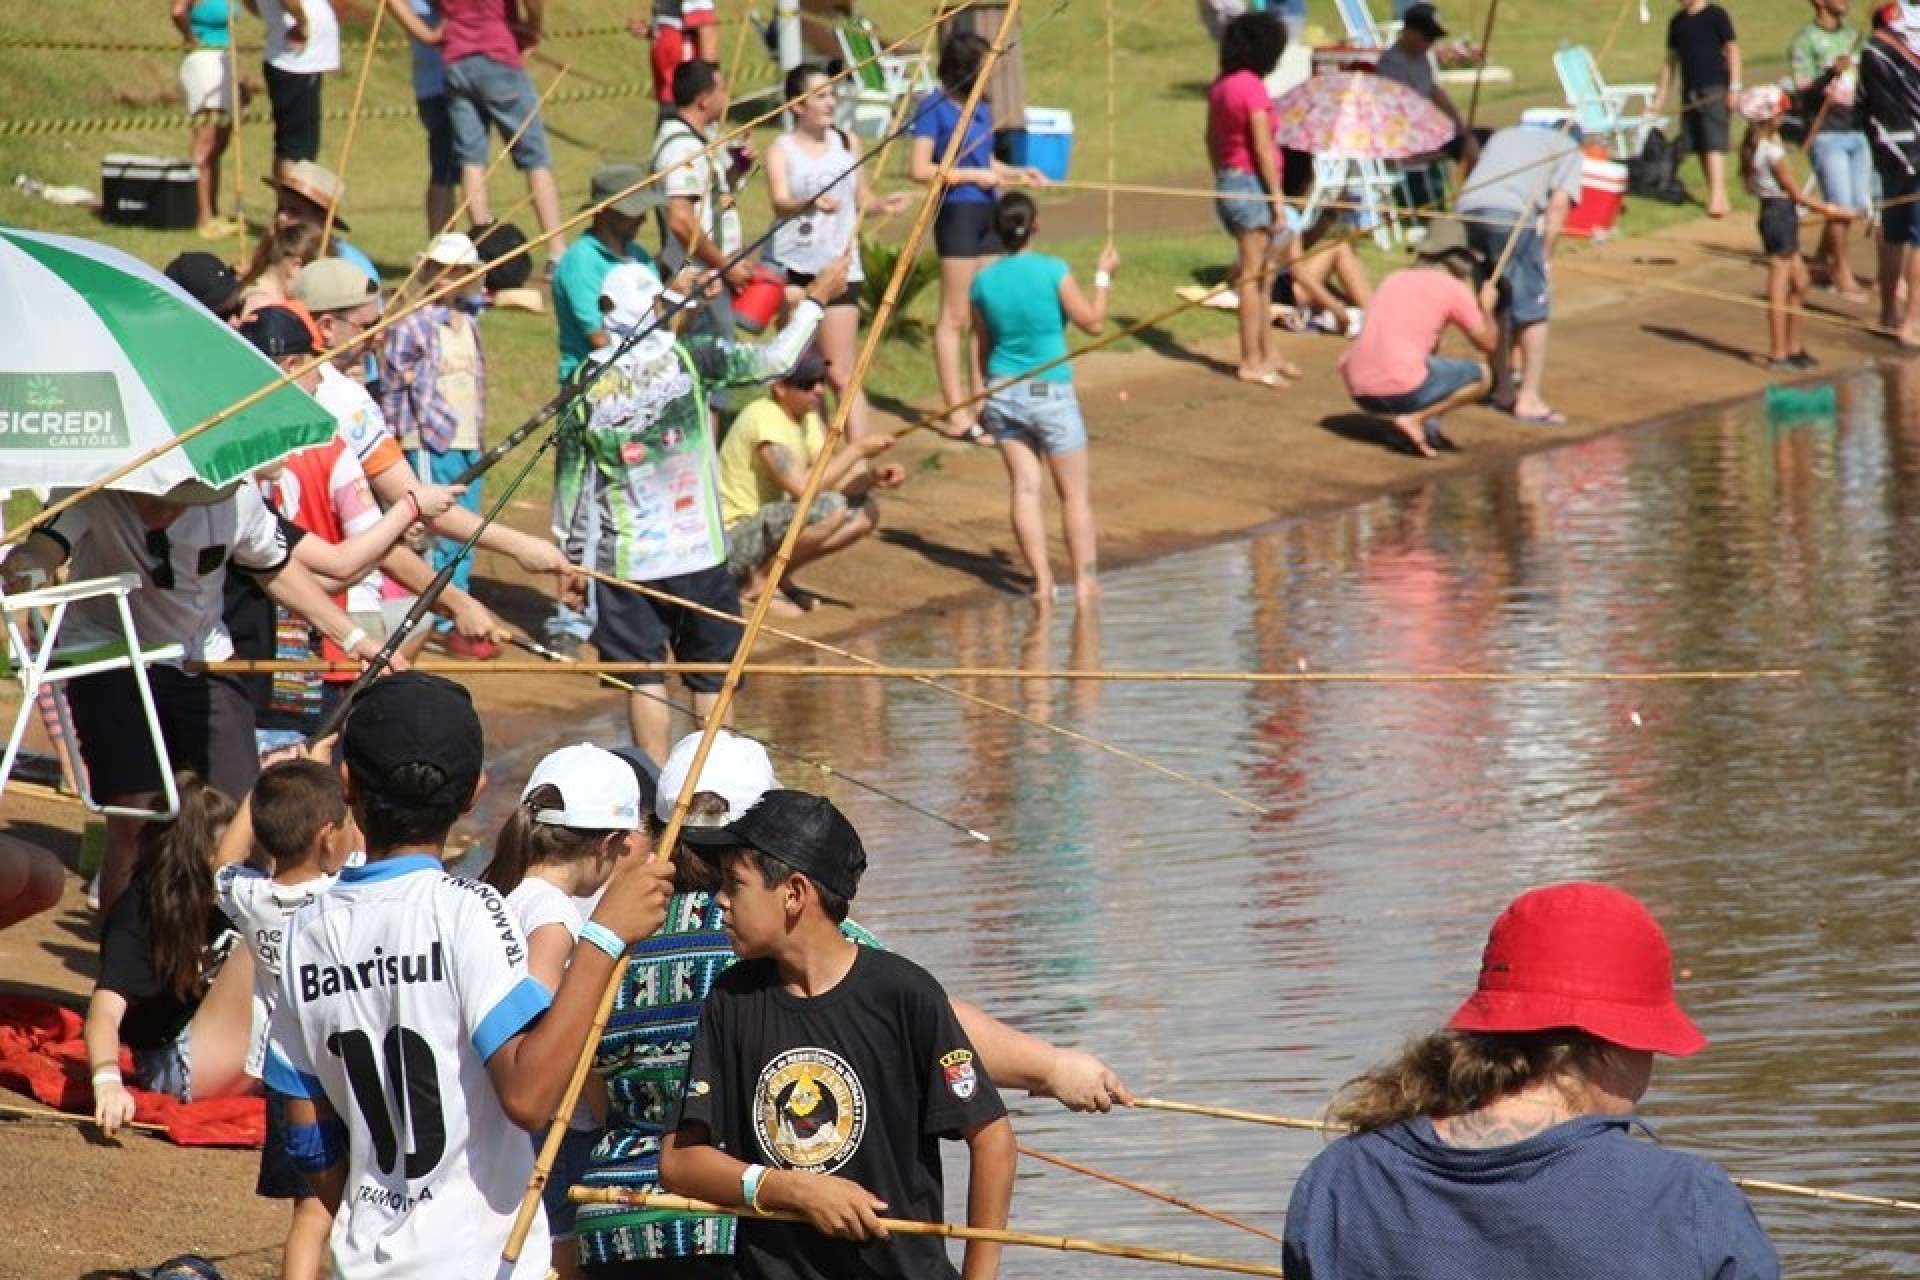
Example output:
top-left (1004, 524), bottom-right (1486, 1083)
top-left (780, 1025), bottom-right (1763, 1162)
top-left (485, 368), bottom-right (1918, 1275)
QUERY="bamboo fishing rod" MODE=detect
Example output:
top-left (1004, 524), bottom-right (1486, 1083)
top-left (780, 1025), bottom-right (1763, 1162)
top-left (501, 6), bottom-right (1024, 1265)
top-left (0, 1101), bottom-right (167, 1135)
top-left (580, 567), bottom-right (1276, 816)
top-left (224, 0), bottom-right (247, 261)
top-left (1135, 1098), bottom-right (1920, 1214)
top-left (319, 0), bottom-right (388, 255)
top-left (501, 633), bottom-right (993, 843)
top-left (1019, 1144), bottom-right (1284, 1245)
top-left (1556, 258), bottom-right (1898, 342)
top-left (0, 0), bottom-right (975, 551)
top-left (201, 657), bottom-right (1806, 685)
top-left (567, 1189), bottom-right (1289, 1277)
top-left (1460, 0), bottom-right (1500, 142)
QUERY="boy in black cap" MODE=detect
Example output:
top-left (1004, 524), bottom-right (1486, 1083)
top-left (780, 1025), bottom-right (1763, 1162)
top-left (661, 790), bottom-right (1015, 1280)
top-left (264, 672), bottom-right (675, 1279)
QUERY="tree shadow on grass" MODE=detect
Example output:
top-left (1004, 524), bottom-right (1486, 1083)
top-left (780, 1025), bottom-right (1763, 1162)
top-left (874, 529), bottom-right (1030, 596)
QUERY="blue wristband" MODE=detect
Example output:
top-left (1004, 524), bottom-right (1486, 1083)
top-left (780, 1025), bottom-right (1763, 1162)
top-left (579, 920), bottom-right (626, 961)
top-left (741, 1163), bottom-right (767, 1210)
top-left (286, 1116), bottom-right (347, 1172)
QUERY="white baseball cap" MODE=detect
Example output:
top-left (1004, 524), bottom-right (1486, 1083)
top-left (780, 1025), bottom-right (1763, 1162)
top-left (656, 729), bottom-right (778, 824)
top-left (599, 262), bottom-right (666, 336)
top-left (522, 743), bottom-right (642, 830)
top-left (419, 231), bottom-right (480, 267)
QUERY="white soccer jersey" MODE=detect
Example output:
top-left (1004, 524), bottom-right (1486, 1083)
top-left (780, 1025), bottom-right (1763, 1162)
top-left (265, 855), bottom-right (554, 1280)
top-left (215, 864), bottom-right (340, 1079)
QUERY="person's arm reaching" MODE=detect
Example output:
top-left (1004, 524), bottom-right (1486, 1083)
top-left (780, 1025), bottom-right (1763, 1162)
top-left (1059, 245), bottom-right (1119, 336)
top-left (1724, 37), bottom-right (1742, 98)
top-left (254, 557), bottom-right (396, 670)
top-left (380, 0), bottom-right (442, 43)
top-left (83, 988), bottom-right (136, 1135)
top-left (1541, 189), bottom-right (1572, 257)
top-left (952, 998), bottom-right (1132, 1112)
top-left (959, 1115), bottom-right (1015, 1280)
top-left (366, 462), bottom-right (569, 575)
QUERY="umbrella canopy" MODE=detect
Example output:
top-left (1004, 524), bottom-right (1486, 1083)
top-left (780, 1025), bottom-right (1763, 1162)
top-left (0, 227), bottom-right (335, 500)
top-left (1271, 72), bottom-right (1456, 159)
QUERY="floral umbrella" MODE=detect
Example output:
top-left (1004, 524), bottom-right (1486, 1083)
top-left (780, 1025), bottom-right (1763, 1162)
top-left (1271, 72), bottom-right (1456, 158)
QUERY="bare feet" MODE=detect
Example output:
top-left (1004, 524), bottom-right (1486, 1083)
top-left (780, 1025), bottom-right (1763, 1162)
top-left (1237, 367), bottom-right (1293, 391)
top-left (1389, 414), bottom-right (1439, 458)
top-left (1073, 573), bottom-right (1101, 609)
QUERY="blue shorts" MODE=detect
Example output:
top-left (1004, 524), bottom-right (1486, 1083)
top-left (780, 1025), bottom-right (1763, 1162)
top-left (131, 1025), bottom-right (193, 1102)
top-left (1352, 356), bottom-right (1486, 416)
top-left (1464, 215), bottom-right (1550, 327)
top-left (416, 93), bottom-right (458, 187)
top-left (444, 54), bottom-right (552, 171)
top-left (258, 1088), bottom-right (318, 1200)
top-left (1215, 168), bottom-right (1275, 236)
top-left (983, 380), bottom-right (1088, 454)
top-left (538, 1124), bottom-right (599, 1240)
top-left (1881, 165), bottom-right (1920, 246)
top-left (592, 563), bottom-right (742, 692)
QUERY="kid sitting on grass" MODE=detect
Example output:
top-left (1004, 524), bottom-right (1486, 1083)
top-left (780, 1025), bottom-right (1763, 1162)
top-left (1739, 84), bottom-right (1848, 371)
top-left (214, 758), bottom-right (352, 1280)
top-left (660, 790), bottom-right (1016, 1280)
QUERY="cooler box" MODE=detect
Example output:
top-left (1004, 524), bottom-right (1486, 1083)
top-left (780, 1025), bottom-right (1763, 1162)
top-left (1014, 108), bottom-right (1073, 182)
top-left (100, 154), bottom-right (198, 230)
top-left (1562, 156), bottom-right (1628, 240)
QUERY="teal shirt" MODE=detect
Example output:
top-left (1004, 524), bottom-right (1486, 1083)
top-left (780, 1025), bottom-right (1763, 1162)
top-left (553, 235), bottom-right (654, 381)
top-left (189, 0), bottom-right (232, 47)
top-left (970, 251), bottom-right (1073, 384)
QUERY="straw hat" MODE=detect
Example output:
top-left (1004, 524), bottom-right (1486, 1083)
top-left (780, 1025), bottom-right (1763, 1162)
top-left (264, 160), bottom-right (349, 231)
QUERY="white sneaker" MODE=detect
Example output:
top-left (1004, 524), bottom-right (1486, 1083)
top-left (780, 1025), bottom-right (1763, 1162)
top-left (1345, 308), bottom-right (1366, 338)
top-left (85, 871), bottom-right (101, 913)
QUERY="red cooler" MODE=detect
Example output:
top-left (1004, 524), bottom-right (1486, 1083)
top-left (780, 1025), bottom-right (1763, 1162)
top-left (1563, 156), bottom-right (1628, 240)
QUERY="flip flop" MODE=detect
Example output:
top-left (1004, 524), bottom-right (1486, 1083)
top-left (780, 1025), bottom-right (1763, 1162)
top-left (1506, 407), bottom-right (1569, 426)
top-left (1422, 418), bottom-right (1460, 452)
top-left (1237, 370), bottom-right (1292, 392)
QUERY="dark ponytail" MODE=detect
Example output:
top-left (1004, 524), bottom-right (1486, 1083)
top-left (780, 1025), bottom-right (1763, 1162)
top-left (140, 773), bottom-right (239, 1002)
top-left (481, 783), bottom-right (620, 896)
top-left (993, 192), bottom-right (1037, 252)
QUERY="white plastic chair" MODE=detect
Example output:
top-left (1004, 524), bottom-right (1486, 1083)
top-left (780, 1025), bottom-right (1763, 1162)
top-left (1553, 44), bottom-right (1666, 161)
top-left (2, 572), bottom-right (183, 819)
top-left (1304, 154), bottom-right (1406, 250)
top-left (834, 17), bottom-right (934, 141)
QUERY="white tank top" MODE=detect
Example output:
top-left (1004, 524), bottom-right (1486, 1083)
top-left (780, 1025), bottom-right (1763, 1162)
top-left (768, 130), bottom-right (865, 282)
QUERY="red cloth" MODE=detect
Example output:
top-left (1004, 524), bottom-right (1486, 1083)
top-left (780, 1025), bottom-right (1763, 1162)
top-left (0, 995), bottom-right (263, 1147)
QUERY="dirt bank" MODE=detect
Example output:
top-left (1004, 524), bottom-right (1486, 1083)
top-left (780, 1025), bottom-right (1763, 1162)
top-left (0, 208), bottom-right (1886, 1279)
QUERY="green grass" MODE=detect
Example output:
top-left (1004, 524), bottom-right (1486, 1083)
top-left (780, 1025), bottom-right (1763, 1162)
top-left (0, 0), bottom-right (1813, 507)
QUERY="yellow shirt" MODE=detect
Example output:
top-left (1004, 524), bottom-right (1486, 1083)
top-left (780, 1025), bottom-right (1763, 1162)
top-left (719, 397), bottom-right (826, 529)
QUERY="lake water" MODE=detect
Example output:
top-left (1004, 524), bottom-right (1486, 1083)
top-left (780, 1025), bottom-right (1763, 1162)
top-left (484, 366), bottom-right (1920, 1276)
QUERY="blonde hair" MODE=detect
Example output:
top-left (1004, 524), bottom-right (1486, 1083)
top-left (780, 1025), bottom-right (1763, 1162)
top-left (1327, 1029), bottom-right (1603, 1131)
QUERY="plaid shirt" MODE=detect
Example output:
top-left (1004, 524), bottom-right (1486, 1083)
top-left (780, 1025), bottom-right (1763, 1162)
top-left (379, 302), bottom-right (486, 454)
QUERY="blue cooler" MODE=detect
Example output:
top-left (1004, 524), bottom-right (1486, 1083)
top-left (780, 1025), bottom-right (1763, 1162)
top-left (1014, 108), bottom-right (1074, 182)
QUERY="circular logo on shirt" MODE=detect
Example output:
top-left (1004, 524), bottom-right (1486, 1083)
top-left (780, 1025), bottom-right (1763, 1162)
top-left (754, 1047), bottom-right (866, 1173)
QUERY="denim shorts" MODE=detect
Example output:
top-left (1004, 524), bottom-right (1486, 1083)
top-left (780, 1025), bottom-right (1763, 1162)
top-left (444, 54), bottom-right (552, 170)
top-left (983, 380), bottom-right (1088, 454)
top-left (724, 492), bottom-right (852, 579)
top-left (258, 1088), bottom-right (317, 1200)
top-left (1464, 216), bottom-right (1550, 327)
top-left (1809, 131), bottom-right (1871, 214)
top-left (1215, 168), bottom-right (1275, 236)
top-left (131, 1025), bottom-right (193, 1102)
top-left (539, 1124), bottom-right (598, 1240)
top-left (1352, 356), bottom-right (1486, 416)
top-left (1758, 198), bottom-right (1798, 260)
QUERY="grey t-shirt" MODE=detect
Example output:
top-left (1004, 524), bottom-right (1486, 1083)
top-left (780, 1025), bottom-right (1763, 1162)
top-left (1457, 125), bottom-right (1584, 217)
top-left (1373, 44), bottom-right (1436, 100)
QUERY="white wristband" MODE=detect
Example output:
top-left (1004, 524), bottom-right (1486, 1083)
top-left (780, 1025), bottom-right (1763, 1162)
top-left (1093, 271), bottom-right (1113, 289)
top-left (338, 627), bottom-right (368, 654)
top-left (92, 1066), bottom-right (122, 1085)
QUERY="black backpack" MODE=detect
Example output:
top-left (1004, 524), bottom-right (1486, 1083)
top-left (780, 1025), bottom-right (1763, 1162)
top-left (1628, 128), bottom-right (1689, 204)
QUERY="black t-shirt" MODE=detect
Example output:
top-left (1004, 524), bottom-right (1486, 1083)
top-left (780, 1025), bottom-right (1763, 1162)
top-left (97, 875), bottom-right (235, 1051)
top-left (677, 945), bottom-right (1006, 1280)
top-left (1667, 3), bottom-right (1736, 93)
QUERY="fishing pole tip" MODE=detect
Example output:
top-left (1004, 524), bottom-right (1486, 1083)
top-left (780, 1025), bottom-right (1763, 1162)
top-left (968, 829), bottom-right (992, 843)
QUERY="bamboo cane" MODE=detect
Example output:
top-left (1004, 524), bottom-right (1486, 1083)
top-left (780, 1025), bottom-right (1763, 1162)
top-left (1557, 258), bottom-right (1898, 340)
top-left (566, 1189), bottom-right (1289, 1277)
top-left (1593, 0), bottom-right (1640, 70)
top-left (502, 633), bottom-right (993, 843)
top-left (225, 0), bottom-right (247, 261)
top-left (1103, 0), bottom-right (1116, 244)
top-left (1729, 1178), bottom-right (1920, 1215)
top-left (580, 567), bottom-right (1276, 815)
top-left (1460, 0), bottom-right (1500, 142)
top-left (319, 0), bottom-right (387, 256)
top-left (0, 1101), bottom-right (168, 1135)
top-left (1019, 1145), bottom-right (1284, 1244)
top-left (0, 1), bottom-right (977, 551)
top-left (1136, 1097), bottom-right (1341, 1133)
top-left (195, 657), bottom-right (1805, 684)
top-left (500, 3), bottom-right (1020, 1265)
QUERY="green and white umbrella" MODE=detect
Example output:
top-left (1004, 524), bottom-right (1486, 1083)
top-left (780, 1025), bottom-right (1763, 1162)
top-left (0, 227), bottom-right (335, 500)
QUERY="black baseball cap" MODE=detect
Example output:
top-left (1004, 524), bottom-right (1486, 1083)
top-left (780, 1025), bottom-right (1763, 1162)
top-left (341, 673), bottom-right (485, 806)
top-left (681, 788), bottom-right (868, 900)
top-left (238, 305), bottom-right (317, 359)
top-left (1402, 3), bottom-right (1446, 39)
top-left (779, 348), bottom-right (829, 387)
top-left (609, 744), bottom-right (662, 821)
top-left (164, 251), bottom-right (243, 318)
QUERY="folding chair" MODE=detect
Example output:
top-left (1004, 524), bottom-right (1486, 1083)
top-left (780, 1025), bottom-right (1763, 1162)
top-left (834, 17), bottom-right (934, 140)
top-left (1333, 0), bottom-right (1400, 50)
top-left (2, 572), bottom-right (183, 819)
top-left (1303, 154), bottom-right (1406, 250)
top-left (1553, 44), bottom-right (1666, 162)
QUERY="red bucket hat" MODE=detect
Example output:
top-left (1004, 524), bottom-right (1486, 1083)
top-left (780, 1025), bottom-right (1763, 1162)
top-left (1447, 882), bottom-right (1707, 1056)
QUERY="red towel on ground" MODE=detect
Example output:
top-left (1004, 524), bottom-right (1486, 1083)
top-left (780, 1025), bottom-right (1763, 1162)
top-left (0, 994), bottom-right (264, 1147)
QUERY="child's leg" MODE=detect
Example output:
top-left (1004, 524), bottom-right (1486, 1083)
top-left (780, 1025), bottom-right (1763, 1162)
top-left (1786, 256), bottom-right (1811, 354)
top-left (282, 1196), bottom-right (332, 1280)
top-left (1767, 257), bottom-right (1793, 360)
